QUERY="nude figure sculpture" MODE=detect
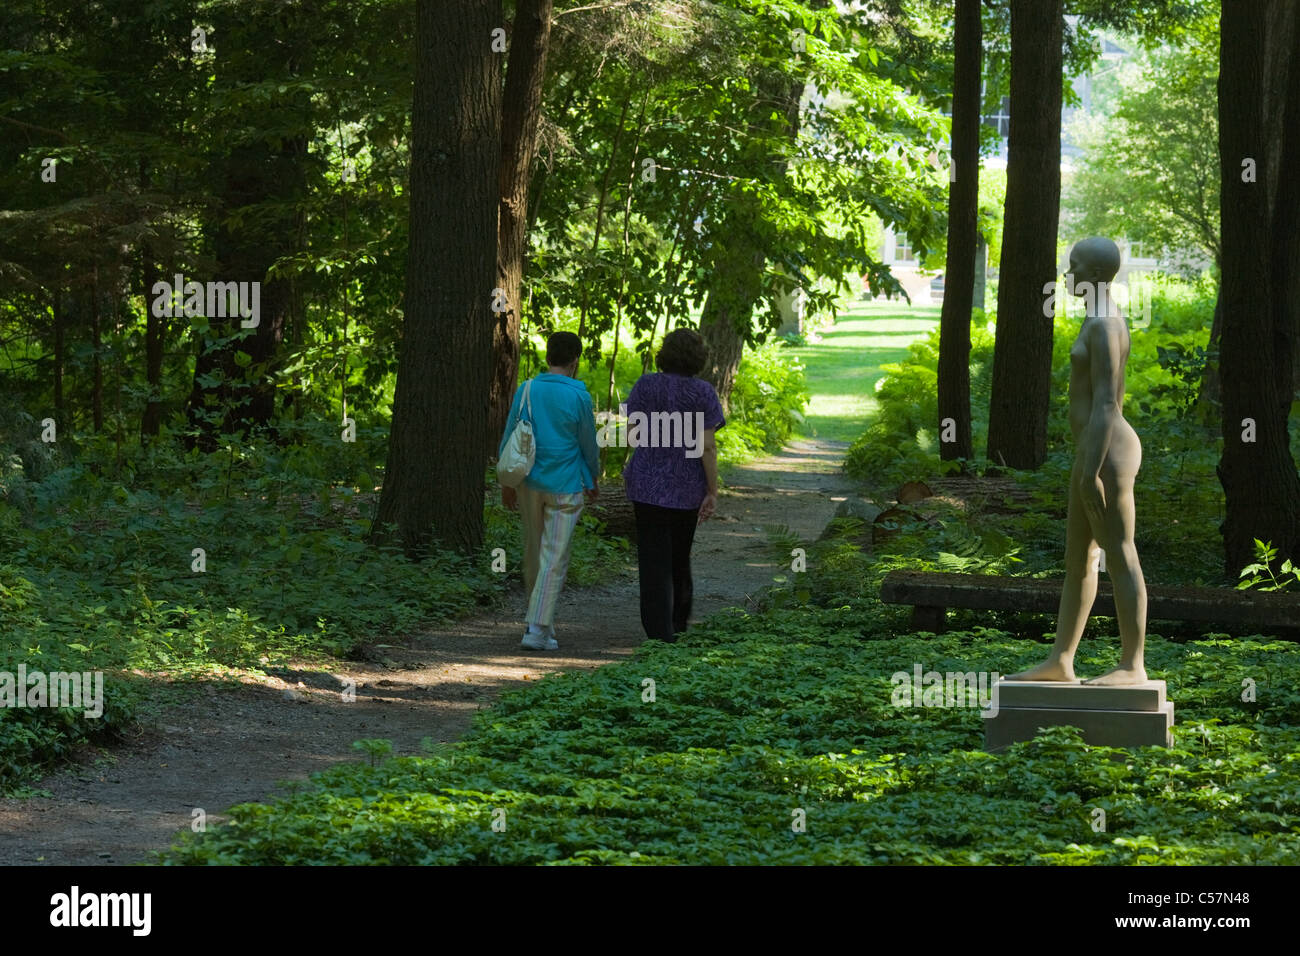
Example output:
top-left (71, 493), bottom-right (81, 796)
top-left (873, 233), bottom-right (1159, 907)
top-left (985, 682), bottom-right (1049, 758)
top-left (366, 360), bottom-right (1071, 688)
top-left (1006, 237), bottom-right (1148, 686)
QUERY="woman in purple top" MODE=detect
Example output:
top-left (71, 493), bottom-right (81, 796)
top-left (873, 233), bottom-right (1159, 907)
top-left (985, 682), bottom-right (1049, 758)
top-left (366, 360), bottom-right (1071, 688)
top-left (623, 328), bottom-right (725, 642)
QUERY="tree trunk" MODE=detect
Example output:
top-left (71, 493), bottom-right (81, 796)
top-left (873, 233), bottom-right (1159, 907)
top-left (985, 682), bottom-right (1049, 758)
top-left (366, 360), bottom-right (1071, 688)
top-left (696, 257), bottom-right (756, 410)
top-left (699, 244), bottom-right (765, 411)
top-left (182, 5), bottom-right (311, 452)
top-left (52, 289), bottom-right (65, 426)
top-left (697, 72), bottom-right (806, 409)
top-left (1195, 287), bottom-right (1222, 412)
top-left (91, 270), bottom-right (102, 433)
top-left (1216, 0), bottom-right (1300, 576)
top-left (985, 0), bottom-right (1062, 470)
top-left (937, 0), bottom-right (981, 464)
top-left (371, 0), bottom-right (502, 557)
top-left (488, 0), bottom-right (554, 457)
top-left (140, 243), bottom-right (165, 439)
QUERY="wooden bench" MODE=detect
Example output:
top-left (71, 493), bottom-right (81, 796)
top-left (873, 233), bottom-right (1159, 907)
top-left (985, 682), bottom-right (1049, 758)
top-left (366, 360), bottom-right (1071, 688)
top-left (879, 570), bottom-right (1300, 638)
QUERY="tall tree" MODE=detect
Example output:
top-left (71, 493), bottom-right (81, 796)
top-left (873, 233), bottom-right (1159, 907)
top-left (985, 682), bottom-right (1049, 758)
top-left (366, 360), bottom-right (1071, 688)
top-left (696, 69), bottom-right (804, 408)
top-left (937, 0), bottom-right (981, 464)
top-left (1216, 0), bottom-right (1300, 575)
top-left (371, 0), bottom-right (502, 556)
top-left (183, 1), bottom-right (315, 452)
top-left (488, 0), bottom-right (554, 455)
top-left (525, 1), bottom-right (946, 415)
top-left (1063, 39), bottom-right (1220, 273)
top-left (695, 0), bottom-right (942, 409)
top-left (985, 0), bottom-right (1062, 470)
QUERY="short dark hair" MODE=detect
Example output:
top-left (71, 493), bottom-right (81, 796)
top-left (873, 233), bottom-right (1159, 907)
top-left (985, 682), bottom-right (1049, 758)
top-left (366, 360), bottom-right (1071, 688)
top-left (546, 331), bottom-right (582, 367)
top-left (656, 328), bottom-right (708, 376)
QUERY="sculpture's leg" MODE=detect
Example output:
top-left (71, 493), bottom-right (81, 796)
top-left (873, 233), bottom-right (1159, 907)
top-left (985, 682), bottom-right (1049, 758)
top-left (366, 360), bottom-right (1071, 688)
top-left (1006, 461), bottom-right (1097, 682)
top-left (1085, 436), bottom-right (1147, 685)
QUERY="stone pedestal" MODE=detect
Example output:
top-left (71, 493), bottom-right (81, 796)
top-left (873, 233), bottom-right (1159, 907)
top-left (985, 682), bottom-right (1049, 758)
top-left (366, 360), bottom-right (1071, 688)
top-left (984, 679), bottom-right (1173, 751)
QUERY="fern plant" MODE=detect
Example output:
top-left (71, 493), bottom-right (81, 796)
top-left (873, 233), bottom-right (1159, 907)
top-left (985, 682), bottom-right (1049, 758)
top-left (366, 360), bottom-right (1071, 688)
top-left (763, 524), bottom-right (804, 561)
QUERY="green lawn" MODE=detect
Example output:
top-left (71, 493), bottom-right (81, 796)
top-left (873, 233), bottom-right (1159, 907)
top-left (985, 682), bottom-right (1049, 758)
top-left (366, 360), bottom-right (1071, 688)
top-left (787, 301), bottom-right (941, 442)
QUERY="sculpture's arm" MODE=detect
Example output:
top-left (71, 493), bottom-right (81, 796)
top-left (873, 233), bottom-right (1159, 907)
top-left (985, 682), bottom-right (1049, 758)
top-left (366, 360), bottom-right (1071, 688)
top-left (1078, 319), bottom-right (1123, 477)
top-left (1077, 319), bottom-right (1124, 526)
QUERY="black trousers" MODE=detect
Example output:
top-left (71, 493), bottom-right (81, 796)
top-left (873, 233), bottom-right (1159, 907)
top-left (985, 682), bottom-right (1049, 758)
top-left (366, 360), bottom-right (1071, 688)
top-left (633, 501), bottom-right (700, 642)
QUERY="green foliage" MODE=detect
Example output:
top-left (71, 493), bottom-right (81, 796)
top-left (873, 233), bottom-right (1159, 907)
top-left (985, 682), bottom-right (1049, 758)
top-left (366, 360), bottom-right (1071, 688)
top-left (766, 532), bottom-right (874, 610)
top-left (879, 511), bottom-right (1023, 577)
top-left (844, 317), bottom-right (996, 488)
top-left (717, 341), bottom-right (810, 465)
top-left (352, 739), bottom-right (395, 768)
top-left (763, 500), bottom-right (1026, 614)
top-left (0, 0), bottom-right (416, 442)
top-left (528, 0), bottom-right (951, 370)
top-left (845, 274), bottom-right (1233, 585)
top-left (162, 607), bottom-right (1300, 865)
top-left (1063, 26), bottom-right (1220, 270)
top-left (0, 423), bottom-right (627, 785)
top-left (1149, 341), bottom-right (1213, 420)
top-left (1237, 540), bottom-right (1300, 593)
top-left (0, 565), bottom-right (145, 789)
top-left (978, 167), bottom-right (1007, 270)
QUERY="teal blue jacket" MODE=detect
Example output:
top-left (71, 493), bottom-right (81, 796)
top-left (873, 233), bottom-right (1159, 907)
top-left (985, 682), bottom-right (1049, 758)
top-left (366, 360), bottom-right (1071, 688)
top-left (499, 373), bottom-right (599, 494)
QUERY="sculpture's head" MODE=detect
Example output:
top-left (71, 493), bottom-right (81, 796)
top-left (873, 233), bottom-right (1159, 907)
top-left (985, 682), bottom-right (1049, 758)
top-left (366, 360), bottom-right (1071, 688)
top-left (1065, 237), bottom-right (1121, 296)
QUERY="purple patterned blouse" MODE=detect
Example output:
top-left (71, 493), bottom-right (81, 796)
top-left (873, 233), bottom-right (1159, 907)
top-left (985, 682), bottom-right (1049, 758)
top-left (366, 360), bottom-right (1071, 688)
top-left (622, 373), bottom-right (726, 510)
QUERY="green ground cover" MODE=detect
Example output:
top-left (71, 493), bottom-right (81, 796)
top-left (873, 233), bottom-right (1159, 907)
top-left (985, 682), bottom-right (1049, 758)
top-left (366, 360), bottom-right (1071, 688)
top-left (0, 417), bottom-right (628, 792)
top-left (162, 601), bottom-right (1300, 865)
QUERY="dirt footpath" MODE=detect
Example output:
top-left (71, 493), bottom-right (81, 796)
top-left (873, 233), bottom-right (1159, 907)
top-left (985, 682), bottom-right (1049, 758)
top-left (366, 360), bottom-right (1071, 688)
top-left (0, 439), bottom-right (856, 865)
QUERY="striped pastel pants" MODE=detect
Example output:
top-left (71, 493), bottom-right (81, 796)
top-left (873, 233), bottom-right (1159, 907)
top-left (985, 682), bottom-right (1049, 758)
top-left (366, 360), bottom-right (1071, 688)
top-left (519, 485), bottom-right (585, 628)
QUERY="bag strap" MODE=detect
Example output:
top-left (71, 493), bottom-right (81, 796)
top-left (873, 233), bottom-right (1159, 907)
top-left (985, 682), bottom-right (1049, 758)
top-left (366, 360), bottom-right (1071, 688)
top-left (521, 377), bottom-right (534, 423)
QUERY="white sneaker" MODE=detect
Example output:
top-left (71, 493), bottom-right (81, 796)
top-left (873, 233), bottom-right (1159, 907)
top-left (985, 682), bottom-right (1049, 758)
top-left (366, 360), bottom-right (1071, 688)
top-left (521, 631), bottom-right (558, 651)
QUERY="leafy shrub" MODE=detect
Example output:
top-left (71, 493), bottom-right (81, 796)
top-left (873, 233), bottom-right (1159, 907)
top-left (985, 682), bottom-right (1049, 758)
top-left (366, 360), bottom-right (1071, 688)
top-left (718, 340), bottom-right (810, 465)
top-left (845, 274), bottom-right (1235, 585)
top-left (844, 318), bottom-right (996, 489)
top-left (0, 562), bottom-right (145, 789)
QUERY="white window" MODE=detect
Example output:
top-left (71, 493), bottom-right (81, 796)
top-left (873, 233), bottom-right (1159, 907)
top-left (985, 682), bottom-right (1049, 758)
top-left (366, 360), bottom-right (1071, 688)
top-left (893, 231), bottom-right (916, 264)
top-left (983, 96), bottom-right (1010, 139)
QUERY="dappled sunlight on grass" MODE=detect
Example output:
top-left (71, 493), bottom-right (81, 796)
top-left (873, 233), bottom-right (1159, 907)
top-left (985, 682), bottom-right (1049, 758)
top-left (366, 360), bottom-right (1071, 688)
top-left (787, 302), bottom-right (940, 442)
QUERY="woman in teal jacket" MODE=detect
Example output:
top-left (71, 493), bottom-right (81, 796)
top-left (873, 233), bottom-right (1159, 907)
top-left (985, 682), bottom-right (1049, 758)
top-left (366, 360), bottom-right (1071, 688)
top-left (499, 332), bottom-right (600, 650)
